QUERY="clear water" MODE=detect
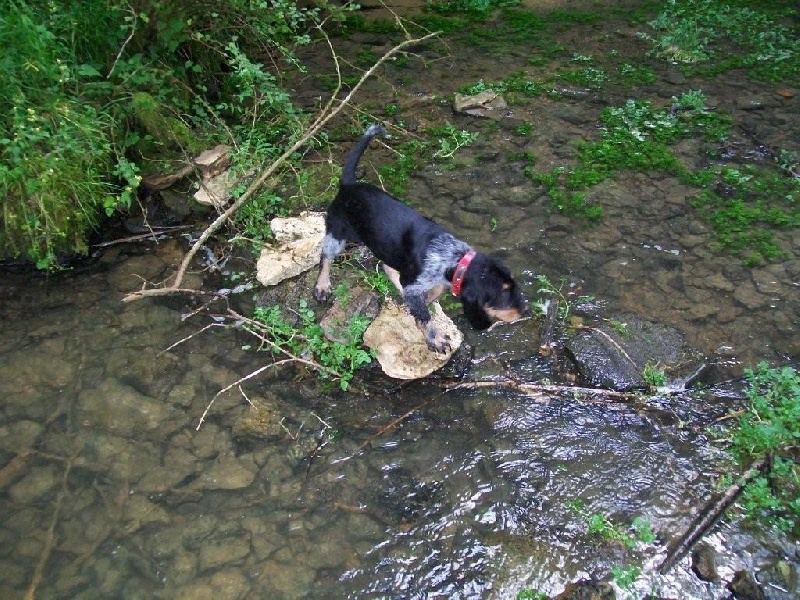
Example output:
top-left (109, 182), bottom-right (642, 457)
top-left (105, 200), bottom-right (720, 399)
top-left (1, 4), bottom-right (798, 599)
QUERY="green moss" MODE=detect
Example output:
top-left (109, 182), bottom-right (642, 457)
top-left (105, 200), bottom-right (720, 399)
top-left (131, 92), bottom-right (204, 155)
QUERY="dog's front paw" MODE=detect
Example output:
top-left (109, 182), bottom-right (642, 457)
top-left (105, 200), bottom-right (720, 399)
top-left (313, 285), bottom-right (332, 302)
top-left (425, 325), bottom-right (452, 354)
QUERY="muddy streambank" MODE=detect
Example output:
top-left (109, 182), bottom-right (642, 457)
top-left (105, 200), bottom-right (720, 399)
top-left (1, 3), bottom-right (799, 600)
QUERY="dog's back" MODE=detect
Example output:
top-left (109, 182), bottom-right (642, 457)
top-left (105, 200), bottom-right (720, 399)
top-left (332, 126), bottom-right (447, 280)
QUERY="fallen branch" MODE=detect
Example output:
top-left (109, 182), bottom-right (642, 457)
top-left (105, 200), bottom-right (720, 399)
top-left (196, 360), bottom-right (295, 430)
top-left (347, 395), bottom-right (439, 458)
top-left (122, 29), bottom-right (440, 303)
top-left (92, 225), bottom-right (192, 248)
top-left (656, 453), bottom-right (770, 574)
top-left (24, 453), bottom-right (77, 600)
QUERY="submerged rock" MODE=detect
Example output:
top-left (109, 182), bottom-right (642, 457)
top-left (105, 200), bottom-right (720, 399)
top-left (728, 570), bottom-right (766, 600)
top-left (363, 300), bottom-right (462, 379)
top-left (551, 579), bottom-right (615, 600)
top-left (566, 328), bottom-right (644, 391)
top-left (691, 542), bottom-right (720, 582)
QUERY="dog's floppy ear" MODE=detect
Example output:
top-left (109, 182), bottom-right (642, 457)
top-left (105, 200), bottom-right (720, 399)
top-left (460, 286), bottom-right (492, 330)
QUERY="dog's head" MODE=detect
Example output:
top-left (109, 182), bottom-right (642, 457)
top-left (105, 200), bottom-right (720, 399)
top-left (458, 254), bottom-right (527, 330)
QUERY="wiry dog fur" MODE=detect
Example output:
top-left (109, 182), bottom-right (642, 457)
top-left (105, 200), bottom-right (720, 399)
top-left (314, 124), bottom-right (527, 352)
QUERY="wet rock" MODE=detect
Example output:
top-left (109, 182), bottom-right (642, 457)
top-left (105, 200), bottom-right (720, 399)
top-left (700, 273), bottom-right (736, 293)
top-left (453, 90), bottom-right (508, 118)
top-left (2, 348), bottom-right (76, 400)
top-left (0, 420), bottom-right (44, 453)
top-left (757, 560), bottom-right (797, 598)
top-left (123, 494), bottom-right (171, 532)
top-left (256, 212), bottom-right (326, 286)
top-left (555, 105), bottom-right (594, 127)
top-left (72, 433), bottom-right (162, 483)
top-left (105, 347), bottom-right (183, 398)
top-left (232, 399), bottom-right (285, 441)
top-left (167, 383), bottom-right (197, 408)
top-left (728, 570), bottom-right (766, 600)
top-left (191, 423), bottom-right (234, 459)
top-left (552, 579), bottom-right (615, 600)
top-left (566, 317), bottom-right (688, 391)
top-left (195, 454), bottom-right (257, 490)
top-left (566, 329), bottom-right (644, 391)
top-left (7, 464), bottom-right (61, 503)
top-left (751, 267), bottom-right (783, 295)
top-left (362, 300), bottom-right (462, 379)
top-left (77, 378), bottom-right (176, 438)
top-left (136, 463), bottom-right (195, 493)
top-left (198, 535), bottom-right (251, 571)
top-left (691, 542), bottom-right (720, 582)
top-left (172, 568), bottom-right (249, 600)
top-left (107, 254), bottom-right (169, 292)
top-left (733, 280), bottom-right (767, 310)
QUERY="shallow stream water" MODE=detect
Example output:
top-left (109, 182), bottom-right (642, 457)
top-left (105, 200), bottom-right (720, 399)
top-left (1, 2), bottom-right (798, 599)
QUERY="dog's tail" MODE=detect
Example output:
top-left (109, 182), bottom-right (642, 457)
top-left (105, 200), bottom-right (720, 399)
top-left (340, 124), bottom-right (388, 186)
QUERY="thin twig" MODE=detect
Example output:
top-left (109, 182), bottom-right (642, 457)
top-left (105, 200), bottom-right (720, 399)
top-left (107, 2), bottom-right (137, 79)
top-left (93, 225), bottom-right (192, 248)
top-left (196, 360), bottom-right (294, 430)
top-left (347, 395), bottom-right (439, 459)
top-left (158, 322), bottom-right (225, 356)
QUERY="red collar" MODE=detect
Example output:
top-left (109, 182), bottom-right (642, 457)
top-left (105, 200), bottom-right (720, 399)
top-left (451, 250), bottom-right (476, 297)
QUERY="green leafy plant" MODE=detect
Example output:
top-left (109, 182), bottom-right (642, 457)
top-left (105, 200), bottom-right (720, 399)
top-left (642, 362), bottom-right (668, 388)
top-left (250, 299), bottom-right (373, 390)
top-left (569, 500), bottom-right (655, 549)
top-left (516, 589), bottom-right (547, 600)
top-left (428, 122), bottom-right (479, 159)
top-left (528, 90), bottom-right (733, 224)
top-left (689, 164), bottom-right (798, 265)
top-left (1, 0), bottom-right (337, 268)
top-left (532, 274), bottom-right (594, 322)
top-left (514, 123), bottom-right (534, 136)
top-left (611, 564), bottom-right (641, 592)
top-left (639, 0), bottom-right (800, 81)
top-left (721, 363), bottom-right (799, 532)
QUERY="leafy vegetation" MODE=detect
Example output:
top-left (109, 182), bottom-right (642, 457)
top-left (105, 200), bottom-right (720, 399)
top-left (250, 297), bottom-right (373, 391)
top-left (1, 0), bottom-right (337, 268)
top-left (377, 124), bottom-right (479, 197)
top-left (639, 0), bottom-right (800, 81)
top-left (720, 363), bottom-right (799, 533)
top-left (532, 274), bottom-right (594, 322)
top-left (642, 362), bottom-right (667, 388)
top-left (516, 589), bottom-right (547, 600)
top-left (527, 90), bottom-right (731, 223)
top-left (689, 164), bottom-right (799, 265)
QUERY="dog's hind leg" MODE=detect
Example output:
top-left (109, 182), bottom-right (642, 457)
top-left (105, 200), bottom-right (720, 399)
top-left (314, 233), bottom-right (346, 302)
top-left (381, 264), bottom-right (404, 294)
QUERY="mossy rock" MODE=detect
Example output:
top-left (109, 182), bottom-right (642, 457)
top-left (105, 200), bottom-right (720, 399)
top-left (132, 92), bottom-right (204, 155)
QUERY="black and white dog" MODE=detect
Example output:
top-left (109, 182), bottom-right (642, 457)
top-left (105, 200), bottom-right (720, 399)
top-left (314, 124), bottom-right (527, 352)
